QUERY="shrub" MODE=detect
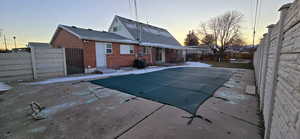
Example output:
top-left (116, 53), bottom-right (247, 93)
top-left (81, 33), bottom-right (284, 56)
top-left (133, 59), bottom-right (147, 69)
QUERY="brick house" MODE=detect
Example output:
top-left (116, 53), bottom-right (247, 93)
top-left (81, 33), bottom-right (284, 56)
top-left (50, 15), bottom-right (184, 73)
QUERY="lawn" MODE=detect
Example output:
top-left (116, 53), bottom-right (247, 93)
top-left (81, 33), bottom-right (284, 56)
top-left (201, 60), bottom-right (254, 69)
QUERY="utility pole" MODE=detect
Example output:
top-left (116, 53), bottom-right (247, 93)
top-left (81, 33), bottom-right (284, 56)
top-left (133, 0), bottom-right (140, 42)
top-left (13, 36), bottom-right (17, 49)
top-left (0, 29), bottom-right (2, 50)
top-left (252, 0), bottom-right (260, 48)
top-left (4, 34), bottom-right (8, 51)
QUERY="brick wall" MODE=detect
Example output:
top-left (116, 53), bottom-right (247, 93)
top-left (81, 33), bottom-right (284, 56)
top-left (51, 29), bottom-right (153, 70)
top-left (50, 29), bottom-right (96, 69)
top-left (107, 44), bottom-right (152, 69)
top-left (253, 1), bottom-right (300, 139)
top-left (51, 28), bottom-right (182, 70)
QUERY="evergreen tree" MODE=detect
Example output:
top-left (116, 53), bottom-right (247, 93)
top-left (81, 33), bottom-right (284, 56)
top-left (184, 30), bottom-right (199, 46)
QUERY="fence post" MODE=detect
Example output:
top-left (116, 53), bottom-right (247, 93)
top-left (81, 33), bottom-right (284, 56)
top-left (30, 47), bottom-right (37, 80)
top-left (264, 3), bottom-right (291, 139)
top-left (260, 34), bottom-right (267, 110)
top-left (260, 29), bottom-right (272, 111)
top-left (258, 36), bottom-right (266, 110)
top-left (62, 48), bottom-right (67, 76)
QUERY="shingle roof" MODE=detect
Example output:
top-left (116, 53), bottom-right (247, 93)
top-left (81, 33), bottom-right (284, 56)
top-left (115, 16), bottom-right (183, 49)
top-left (28, 42), bottom-right (51, 48)
top-left (58, 25), bottom-right (138, 44)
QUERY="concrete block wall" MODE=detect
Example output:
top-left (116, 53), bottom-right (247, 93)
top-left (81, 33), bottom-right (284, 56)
top-left (32, 47), bottom-right (67, 79)
top-left (253, 0), bottom-right (300, 138)
top-left (0, 48), bottom-right (66, 82)
top-left (0, 52), bottom-right (33, 82)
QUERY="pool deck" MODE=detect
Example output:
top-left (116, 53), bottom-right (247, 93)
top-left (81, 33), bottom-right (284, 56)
top-left (0, 67), bottom-right (262, 139)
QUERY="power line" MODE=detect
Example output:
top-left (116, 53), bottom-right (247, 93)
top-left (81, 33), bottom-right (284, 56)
top-left (133, 0), bottom-right (142, 42)
top-left (133, 0), bottom-right (138, 22)
top-left (257, 0), bottom-right (263, 32)
top-left (252, 0), bottom-right (261, 47)
top-left (128, 0), bottom-right (133, 18)
top-left (4, 34), bottom-right (8, 51)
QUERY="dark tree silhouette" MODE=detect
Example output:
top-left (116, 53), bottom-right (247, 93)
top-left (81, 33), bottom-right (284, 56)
top-left (184, 30), bottom-right (199, 46)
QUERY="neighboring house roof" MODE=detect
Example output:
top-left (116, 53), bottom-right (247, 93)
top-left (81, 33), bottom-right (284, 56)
top-left (185, 45), bottom-right (211, 50)
top-left (52, 25), bottom-right (138, 44)
top-left (28, 42), bottom-right (51, 48)
top-left (114, 16), bottom-right (183, 49)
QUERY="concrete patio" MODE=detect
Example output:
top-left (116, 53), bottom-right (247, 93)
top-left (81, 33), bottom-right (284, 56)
top-left (0, 67), bottom-right (262, 139)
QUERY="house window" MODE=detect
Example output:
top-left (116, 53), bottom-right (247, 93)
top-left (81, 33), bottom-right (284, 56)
top-left (129, 46), bottom-right (134, 54)
top-left (120, 45), bottom-right (134, 54)
top-left (112, 25), bottom-right (121, 32)
top-left (113, 26), bottom-right (118, 32)
top-left (105, 43), bottom-right (113, 54)
top-left (143, 47), bottom-right (150, 54)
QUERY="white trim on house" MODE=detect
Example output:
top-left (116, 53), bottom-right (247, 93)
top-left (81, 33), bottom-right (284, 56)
top-left (162, 48), bottom-right (166, 63)
top-left (105, 43), bottom-right (113, 54)
top-left (96, 42), bottom-right (108, 67)
top-left (140, 42), bottom-right (184, 50)
top-left (87, 38), bottom-right (137, 44)
top-left (108, 16), bottom-right (135, 40)
top-left (120, 44), bottom-right (134, 54)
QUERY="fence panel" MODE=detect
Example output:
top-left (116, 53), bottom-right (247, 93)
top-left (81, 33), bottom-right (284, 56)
top-left (0, 52), bottom-right (33, 82)
top-left (32, 48), bottom-right (66, 79)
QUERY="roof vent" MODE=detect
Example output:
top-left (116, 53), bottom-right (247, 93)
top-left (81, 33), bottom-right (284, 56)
top-left (71, 26), bottom-right (77, 28)
top-left (87, 29), bottom-right (93, 31)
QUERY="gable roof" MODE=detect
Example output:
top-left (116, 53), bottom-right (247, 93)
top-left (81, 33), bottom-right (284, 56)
top-left (28, 42), bottom-right (51, 48)
top-left (51, 25), bottom-right (138, 44)
top-left (115, 16), bottom-right (183, 49)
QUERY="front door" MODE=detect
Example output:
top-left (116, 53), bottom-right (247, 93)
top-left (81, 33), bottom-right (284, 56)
top-left (96, 42), bottom-right (106, 67)
top-left (156, 48), bottom-right (165, 63)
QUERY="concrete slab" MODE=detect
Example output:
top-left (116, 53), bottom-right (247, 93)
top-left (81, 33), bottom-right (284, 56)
top-left (0, 68), bottom-right (262, 139)
top-left (0, 82), bottom-right (162, 139)
top-left (119, 105), bottom-right (261, 139)
top-left (118, 69), bottom-right (261, 139)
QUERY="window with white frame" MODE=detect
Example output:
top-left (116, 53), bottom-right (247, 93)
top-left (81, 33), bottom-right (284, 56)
top-left (105, 43), bottom-right (112, 54)
top-left (120, 45), bottom-right (134, 54)
top-left (142, 47), bottom-right (150, 54)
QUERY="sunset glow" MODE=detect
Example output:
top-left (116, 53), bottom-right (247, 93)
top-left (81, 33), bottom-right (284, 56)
top-left (0, 0), bottom-right (293, 49)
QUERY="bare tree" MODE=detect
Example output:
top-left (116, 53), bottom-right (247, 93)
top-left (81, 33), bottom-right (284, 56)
top-left (198, 11), bottom-right (244, 61)
top-left (200, 34), bottom-right (218, 53)
top-left (227, 36), bottom-right (246, 47)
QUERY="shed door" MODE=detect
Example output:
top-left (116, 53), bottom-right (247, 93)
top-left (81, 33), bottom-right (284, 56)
top-left (96, 42), bottom-right (106, 67)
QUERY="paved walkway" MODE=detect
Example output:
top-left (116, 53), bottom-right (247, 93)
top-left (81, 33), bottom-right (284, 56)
top-left (0, 68), bottom-right (262, 139)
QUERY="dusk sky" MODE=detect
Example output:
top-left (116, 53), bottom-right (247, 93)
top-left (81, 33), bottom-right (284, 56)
top-left (0, 0), bottom-right (293, 49)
